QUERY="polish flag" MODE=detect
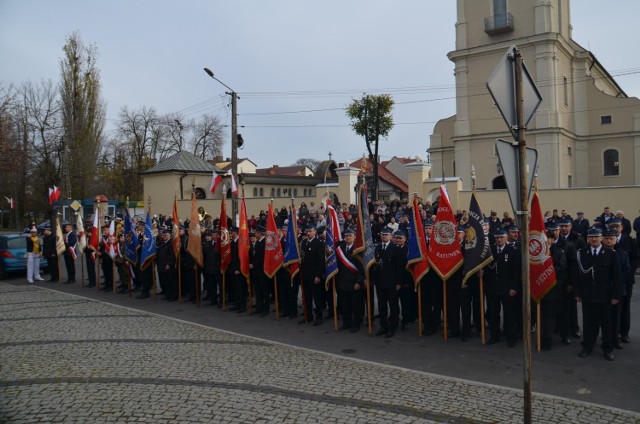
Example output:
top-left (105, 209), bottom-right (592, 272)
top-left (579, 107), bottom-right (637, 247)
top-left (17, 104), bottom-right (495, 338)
top-left (210, 172), bottom-right (223, 194)
top-left (230, 174), bottom-right (238, 195)
top-left (3, 196), bottom-right (14, 209)
top-left (48, 185), bottom-right (61, 205)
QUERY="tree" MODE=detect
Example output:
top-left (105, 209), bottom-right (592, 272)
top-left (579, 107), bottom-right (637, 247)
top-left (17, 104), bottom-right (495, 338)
top-left (346, 94), bottom-right (394, 200)
top-left (59, 31), bottom-right (106, 200)
top-left (292, 158), bottom-right (320, 172)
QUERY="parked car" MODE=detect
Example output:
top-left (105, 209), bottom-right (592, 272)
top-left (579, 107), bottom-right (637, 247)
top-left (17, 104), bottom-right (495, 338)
top-left (0, 234), bottom-right (49, 279)
top-left (23, 219), bottom-right (70, 235)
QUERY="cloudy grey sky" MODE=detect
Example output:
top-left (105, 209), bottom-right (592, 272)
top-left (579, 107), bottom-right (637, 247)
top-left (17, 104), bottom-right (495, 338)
top-left (1, 1), bottom-right (639, 168)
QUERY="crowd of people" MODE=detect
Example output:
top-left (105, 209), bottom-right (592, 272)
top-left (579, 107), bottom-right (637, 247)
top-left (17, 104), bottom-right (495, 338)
top-left (28, 200), bottom-right (639, 361)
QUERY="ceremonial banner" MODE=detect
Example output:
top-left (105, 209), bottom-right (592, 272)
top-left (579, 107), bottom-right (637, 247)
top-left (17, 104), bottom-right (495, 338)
top-left (55, 215), bottom-right (66, 257)
top-left (406, 196), bottom-right (430, 287)
top-left (219, 198), bottom-right (231, 273)
top-left (124, 208), bottom-right (139, 265)
top-left (238, 197), bottom-right (250, 279)
top-left (74, 211), bottom-right (86, 256)
top-left (264, 202), bottom-right (284, 278)
top-left (89, 209), bottom-right (100, 255)
top-left (427, 185), bottom-right (463, 280)
top-left (356, 183), bottom-right (376, 280)
top-left (48, 185), bottom-right (61, 205)
top-left (283, 205), bottom-right (300, 281)
top-left (3, 196), bottom-right (14, 209)
top-left (186, 192), bottom-right (203, 268)
top-left (106, 219), bottom-right (118, 260)
top-left (139, 211), bottom-right (157, 270)
top-left (324, 202), bottom-right (339, 287)
top-left (171, 196), bottom-right (181, 259)
top-left (529, 192), bottom-right (557, 303)
top-left (462, 192), bottom-right (494, 284)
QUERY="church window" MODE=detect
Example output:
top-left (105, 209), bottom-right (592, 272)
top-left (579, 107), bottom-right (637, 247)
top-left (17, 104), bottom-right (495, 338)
top-left (603, 149), bottom-right (619, 176)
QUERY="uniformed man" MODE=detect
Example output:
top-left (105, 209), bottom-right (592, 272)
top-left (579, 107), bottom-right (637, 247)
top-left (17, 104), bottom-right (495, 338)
top-left (179, 225), bottom-right (196, 303)
top-left (42, 227), bottom-right (58, 283)
top-left (572, 211), bottom-right (590, 239)
top-left (276, 225), bottom-right (295, 318)
top-left (157, 229), bottom-right (178, 301)
top-left (63, 223), bottom-right (77, 283)
top-left (250, 225), bottom-right (269, 317)
top-left (555, 218), bottom-right (581, 343)
top-left (99, 224), bottom-right (114, 291)
top-left (335, 228), bottom-right (365, 332)
top-left (539, 228), bottom-right (567, 351)
top-left (447, 226), bottom-right (472, 341)
top-left (602, 228), bottom-right (631, 351)
top-left (228, 226), bottom-right (247, 313)
top-left (373, 227), bottom-right (403, 338)
top-left (393, 230), bottom-right (416, 331)
top-left (420, 219), bottom-right (442, 336)
top-left (299, 225), bottom-right (325, 325)
top-left (484, 229), bottom-right (521, 347)
top-left (574, 228), bottom-right (622, 360)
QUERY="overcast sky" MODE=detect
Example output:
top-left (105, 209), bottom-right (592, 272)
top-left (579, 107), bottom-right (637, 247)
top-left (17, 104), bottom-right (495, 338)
top-left (2, 1), bottom-right (639, 169)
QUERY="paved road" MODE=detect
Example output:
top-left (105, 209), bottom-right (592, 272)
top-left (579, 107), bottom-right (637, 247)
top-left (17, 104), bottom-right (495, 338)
top-left (1, 271), bottom-right (640, 423)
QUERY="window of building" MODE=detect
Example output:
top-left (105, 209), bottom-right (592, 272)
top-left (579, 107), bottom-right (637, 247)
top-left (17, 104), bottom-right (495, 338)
top-left (276, 188), bottom-right (281, 197)
top-left (601, 115), bottom-right (612, 124)
top-left (271, 188), bottom-right (275, 197)
top-left (567, 146), bottom-right (572, 156)
top-left (259, 188), bottom-right (264, 197)
top-left (563, 76), bottom-right (568, 106)
top-left (603, 149), bottom-right (619, 176)
top-left (493, 0), bottom-right (507, 25)
top-left (568, 175), bottom-right (572, 187)
top-left (253, 188), bottom-right (258, 197)
top-left (194, 188), bottom-right (206, 199)
top-left (293, 188), bottom-right (298, 197)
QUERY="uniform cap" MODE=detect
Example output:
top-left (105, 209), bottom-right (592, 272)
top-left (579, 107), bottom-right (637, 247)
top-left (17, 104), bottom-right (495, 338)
top-left (587, 228), bottom-right (603, 237)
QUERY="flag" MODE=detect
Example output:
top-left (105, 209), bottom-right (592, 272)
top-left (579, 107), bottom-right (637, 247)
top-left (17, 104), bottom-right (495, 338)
top-left (186, 192), bottom-right (203, 268)
top-left (48, 185), bottom-right (61, 205)
top-left (427, 184), bottom-right (463, 280)
top-left (230, 174), bottom-right (238, 195)
top-left (529, 192), bottom-right (557, 303)
top-left (327, 201), bottom-right (357, 280)
top-left (264, 202), bottom-right (284, 278)
top-left (3, 196), bottom-right (14, 209)
top-left (55, 215), bottom-right (66, 256)
top-left (283, 205), bottom-right (300, 281)
top-left (75, 210), bottom-right (86, 256)
top-left (171, 196), bottom-right (181, 260)
top-left (219, 198), bottom-right (231, 273)
top-left (210, 172), bottom-right (223, 194)
top-left (462, 192), bottom-right (494, 284)
top-left (356, 183), bottom-right (376, 282)
top-left (238, 196), bottom-right (250, 279)
top-left (324, 203), bottom-right (339, 287)
top-left (406, 196), bottom-right (430, 287)
top-left (106, 219), bottom-right (118, 260)
top-left (124, 208), bottom-right (139, 265)
top-left (89, 208), bottom-right (100, 255)
top-left (139, 211), bottom-right (157, 270)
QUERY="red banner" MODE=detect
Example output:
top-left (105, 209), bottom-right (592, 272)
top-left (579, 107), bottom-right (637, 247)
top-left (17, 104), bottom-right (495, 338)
top-left (529, 192), bottom-right (557, 303)
top-left (172, 196), bottom-right (181, 259)
top-left (186, 192), bottom-right (203, 268)
top-left (238, 197), bottom-right (250, 279)
top-left (264, 202), bottom-right (284, 278)
top-left (219, 199), bottom-right (231, 273)
top-left (427, 185), bottom-right (463, 280)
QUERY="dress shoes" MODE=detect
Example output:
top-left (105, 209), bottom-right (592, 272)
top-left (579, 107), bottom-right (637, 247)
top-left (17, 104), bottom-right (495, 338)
top-left (259, 311), bottom-right (269, 317)
top-left (338, 324), bottom-right (351, 331)
top-left (507, 340), bottom-right (517, 348)
top-left (613, 342), bottom-right (624, 350)
top-left (461, 335), bottom-right (470, 342)
top-left (376, 327), bottom-right (388, 336)
top-left (35, 277), bottom-right (45, 281)
top-left (400, 322), bottom-right (408, 331)
top-left (561, 337), bottom-right (571, 345)
top-left (237, 308), bottom-right (246, 313)
top-left (621, 335), bottom-right (630, 343)
top-left (229, 306), bottom-right (240, 311)
top-left (118, 287), bottom-right (128, 294)
top-left (486, 338), bottom-right (500, 345)
top-left (64, 280), bottom-right (75, 284)
top-left (604, 351), bottom-right (615, 361)
top-left (424, 330), bottom-right (436, 336)
top-left (86, 284), bottom-right (95, 288)
top-left (349, 326), bottom-right (360, 333)
top-left (578, 349), bottom-right (592, 358)
top-left (298, 318), bottom-right (309, 324)
top-left (136, 293), bottom-right (150, 299)
top-left (571, 331), bottom-right (581, 338)
top-left (47, 278), bottom-right (56, 282)
top-left (312, 320), bottom-right (323, 326)
top-left (385, 328), bottom-right (396, 338)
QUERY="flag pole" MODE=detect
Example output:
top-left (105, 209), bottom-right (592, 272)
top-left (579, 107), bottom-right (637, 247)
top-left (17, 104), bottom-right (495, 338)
top-left (112, 258), bottom-right (116, 294)
top-left (332, 277), bottom-right (338, 331)
top-left (418, 284), bottom-right (423, 336)
top-left (443, 279), bottom-right (448, 342)
top-left (471, 167), bottom-right (486, 345)
top-left (178, 260), bottom-right (182, 303)
top-left (222, 273), bottom-right (227, 310)
top-left (148, 195), bottom-right (157, 300)
top-left (78, 211), bottom-right (85, 288)
top-left (242, 183), bottom-right (252, 315)
top-left (537, 302), bottom-right (541, 352)
top-left (293, 198), bottom-right (308, 323)
top-left (274, 274), bottom-right (279, 320)
top-left (366, 278), bottom-right (372, 335)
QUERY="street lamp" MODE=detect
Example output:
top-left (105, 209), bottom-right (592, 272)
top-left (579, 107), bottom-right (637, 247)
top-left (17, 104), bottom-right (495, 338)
top-left (203, 67), bottom-right (239, 219)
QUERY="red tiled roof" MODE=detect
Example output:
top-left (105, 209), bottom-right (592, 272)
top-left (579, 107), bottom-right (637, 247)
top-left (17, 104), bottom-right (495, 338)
top-left (255, 165), bottom-right (310, 176)
top-left (349, 158), bottom-right (408, 193)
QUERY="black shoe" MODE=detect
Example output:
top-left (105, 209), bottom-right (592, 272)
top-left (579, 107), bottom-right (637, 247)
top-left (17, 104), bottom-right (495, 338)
top-left (229, 306), bottom-right (240, 311)
top-left (425, 330), bottom-right (436, 336)
top-left (385, 328), bottom-right (396, 338)
top-left (47, 278), bottom-right (56, 282)
top-left (621, 335), bottom-right (630, 343)
top-left (376, 327), bottom-right (388, 336)
top-left (507, 340), bottom-right (517, 348)
top-left (561, 337), bottom-right (571, 345)
top-left (64, 280), bottom-right (75, 284)
top-left (578, 349), bottom-right (592, 358)
top-left (86, 284), bottom-right (95, 288)
top-left (604, 351), bottom-right (615, 361)
top-left (461, 335), bottom-right (470, 342)
top-left (613, 342), bottom-right (624, 350)
top-left (259, 311), bottom-right (269, 317)
top-left (571, 332), bottom-right (581, 338)
top-left (349, 326), bottom-right (360, 333)
top-left (313, 320), bottom-right (323, 326)
top-left (168, 295), bottom-right (178, 302)
top-left (136, 293), bottom-right (150, 299)
top-left (118, 288), bottom-right (128, 294)
top-left (401, 322), bottom-right (408, 331)
top-left (338, 324), bottom-right (351, 331)
top-left (298, 318), bottom-right (309, 324)
top-left (487, 338), bottom-right (500, 345)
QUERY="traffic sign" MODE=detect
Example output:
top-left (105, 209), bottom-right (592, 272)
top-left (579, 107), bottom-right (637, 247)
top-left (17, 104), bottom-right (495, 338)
top-left (487, 45), bottom-right (543, 140)
top-left (70, 200), bottom-right (82, 211)
top-left (495, 139), bottom-right (538, 216)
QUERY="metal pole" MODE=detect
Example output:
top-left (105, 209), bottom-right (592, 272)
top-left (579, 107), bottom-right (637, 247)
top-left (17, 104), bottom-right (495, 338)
top-left (514, 48), bottom-right (532, 424)
top-left (231, 92), bottom-right (238, 220)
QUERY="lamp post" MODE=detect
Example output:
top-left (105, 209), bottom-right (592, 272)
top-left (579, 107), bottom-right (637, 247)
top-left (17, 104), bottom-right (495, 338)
top-left (204, 67), bottom-right (239, 219)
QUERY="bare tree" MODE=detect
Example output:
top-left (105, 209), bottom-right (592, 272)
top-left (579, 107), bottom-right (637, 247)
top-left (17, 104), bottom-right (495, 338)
top-left (292, 158), bottom-right (320, 172)
top-left (191, 114), bottom-right (224, 160)
top-left (59, 31), bottom-right (106, 200)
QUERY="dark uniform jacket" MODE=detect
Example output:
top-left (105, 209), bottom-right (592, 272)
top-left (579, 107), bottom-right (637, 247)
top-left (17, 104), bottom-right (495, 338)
top-left (484, 244), bottom-right (520, 296)
top-left (335, 241), bottom-right (364, 291)
top-left (228, 238), bottom-right (240, 274)
top-left (300, 236), bottom-right (324, 281)
top-left (574, 246), bottom-right (622, 303)
top-left (180, 235), bottom-right (195, 269)
top-left (556, 236), bottom-right (578, 285)
top-left (251, 237), bottom-right (265, 272)
top-left (373, 241), bottom-right (404, 289)
top-left (156, 239), bottom-right (176, 272)
top-left (42, 233), bottom-right (56, 258)
top-left (545, 243), bottom-right (567, 303)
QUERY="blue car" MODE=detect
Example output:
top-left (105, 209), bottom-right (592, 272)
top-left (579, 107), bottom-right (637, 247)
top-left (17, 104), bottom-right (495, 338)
top-left (0, 234), bottom-right (49, 279)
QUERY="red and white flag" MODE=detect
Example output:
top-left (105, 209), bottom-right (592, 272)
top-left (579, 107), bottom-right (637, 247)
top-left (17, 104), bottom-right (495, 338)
top-left (48, 185), bottom-right (61, 205)
top-left (230, 174), bottom-right (238, 195)
top-left (89, 209), bottom-right (100, 256)
top-left (529, 192), bottom-right (557, 303)
top-left (3, 196), bottom-right (14, 209)
top-left (427, 185), bottom-right (463, 280)
top-left (219, 198), bottom-right (231, 273)
top-left (210, 172), bottom-right (223, 194)
top-left (106, 219), bottom-right (118, 260)
top-left (264, 202), bottom-right (284, 279)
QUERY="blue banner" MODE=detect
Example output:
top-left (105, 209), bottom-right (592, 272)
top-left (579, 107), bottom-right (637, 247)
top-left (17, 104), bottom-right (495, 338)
top-left (124, 209), bottom-right (139, 265)
top-left (324, 205), bottom-right (339, 286)
top-left (139, 211), bottom-right (156, 270)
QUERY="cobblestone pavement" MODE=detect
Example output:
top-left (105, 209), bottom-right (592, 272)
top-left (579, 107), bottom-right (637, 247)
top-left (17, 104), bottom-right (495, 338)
top-left (1, 282), bottom-right (639, 423)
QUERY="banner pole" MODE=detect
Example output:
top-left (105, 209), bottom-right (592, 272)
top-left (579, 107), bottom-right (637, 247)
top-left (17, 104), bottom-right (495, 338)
top-left (112, 260), bottom-right (116, 294)
top-left (443, 279), bottom-right (448, 342)
top-left (195, 269), bottom-right (200, 307)
top-left (366, 279), bottom-right (372, 335)
top-left (332, 277), bottom-right (338, 331)
top-left (57, 255), bottom-right (61, 284)
top-left (96, 256), bottom-right (100, 291)
top-left (418, 284), bottom-right (423, 336)
top-left (81, 252), bottom-right (85, 287)
top-left (480, 275), bottom-right (486, 345)
top-left (178, 260), bottom-right (182, 303)
top-left (222, 273), bottom-right (227, 310)
top-left (274, 275), bottom-right (279, 320)
top-left (537, 302), bottom-right (541, 352)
